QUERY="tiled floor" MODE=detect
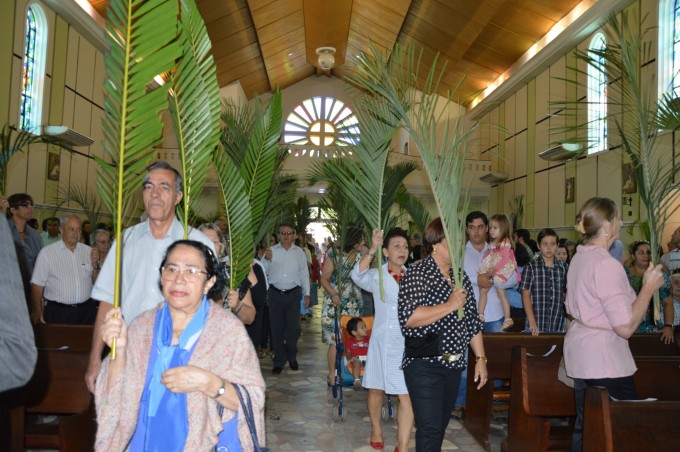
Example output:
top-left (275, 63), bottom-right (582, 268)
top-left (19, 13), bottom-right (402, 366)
top-left (263, 304), bottom-right (505, 451)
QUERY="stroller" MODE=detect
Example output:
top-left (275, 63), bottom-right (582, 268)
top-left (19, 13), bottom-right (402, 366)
top-left (328, 313), bottom-right (394, 422)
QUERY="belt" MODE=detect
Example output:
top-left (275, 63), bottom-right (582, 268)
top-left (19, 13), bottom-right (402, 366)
top-left (45, 298), bottom-right (94, 308)
top-left (270, 285), bottom-right (300, 294)
top-left (440, 353), bottom-right (462, 362)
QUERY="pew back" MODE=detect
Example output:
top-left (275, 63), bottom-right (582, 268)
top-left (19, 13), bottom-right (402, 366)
top-left (584, 386), bottom-right (680, 452)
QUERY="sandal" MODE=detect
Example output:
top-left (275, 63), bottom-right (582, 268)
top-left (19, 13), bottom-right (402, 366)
top-left (501, 318), bottom-right (514, 331)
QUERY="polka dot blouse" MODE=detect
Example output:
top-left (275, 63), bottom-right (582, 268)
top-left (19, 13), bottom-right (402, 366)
top-left (398, 255), bottom-right (483, 370)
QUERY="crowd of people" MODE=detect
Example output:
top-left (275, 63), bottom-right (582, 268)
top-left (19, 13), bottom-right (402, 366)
top-left (3, 163), bottom-right (680, 451)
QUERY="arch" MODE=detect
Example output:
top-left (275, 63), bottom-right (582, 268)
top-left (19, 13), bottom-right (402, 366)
top-left (587, 32), bottom-right (607, 154)
top-left (19, 2), bottom-right (48, 134)
top-left (283, 96), bottom-right (360, 157)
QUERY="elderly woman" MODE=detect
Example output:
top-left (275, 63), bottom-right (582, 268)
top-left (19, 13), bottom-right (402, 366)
top-left (398, 218), bottom-right (487, 451)
top-left (352, 227), bottom-right (414, 452)
top-left (95, 240), bottom-right (265, 451)
top-left (90, 228), bottom-right (111, 283)
top-left (320, 225), bottom-right (365, 385)
top-left (624, 240), bottom-right (671, 332)
top-left (564, 198), bottom-right (664, 452)
top-left (198, 223), bottom-right (258, 326)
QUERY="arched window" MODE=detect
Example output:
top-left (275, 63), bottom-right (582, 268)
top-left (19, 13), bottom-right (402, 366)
top-left (283, 96), bottom-right (360, 158)
top-left (658, 0), bottom-right (680, 99)
top-left (587, 33), bottom-right (607, 154)
top-left (19, 3), bottom-right (48, 134)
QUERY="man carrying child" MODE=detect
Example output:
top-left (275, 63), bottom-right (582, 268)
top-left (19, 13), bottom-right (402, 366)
top-left (520, 228), bottom-right (569, 335)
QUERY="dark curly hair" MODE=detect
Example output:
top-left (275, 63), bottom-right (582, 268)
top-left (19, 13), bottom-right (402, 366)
top-left (158, 240), bottom-right (226, 299)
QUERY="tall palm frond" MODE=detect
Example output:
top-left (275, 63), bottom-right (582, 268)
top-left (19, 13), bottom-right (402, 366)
top-left (395, 185), bottom-right (430, 233)
top-left (212, 148), bottom-right (253, 289)
top-left (508, 194), bottom-right (525, 232)
top-left (52, 184), bottom-right (103, 227)
top-left (347, 42), bottom-right (477, 319)
top-left (255, 173), bottom-right (298, 244)
top-left (307, 93), bottom-right (406, 299)
top-left (96, 0), bottom-right (181, 327)
top-left (553, 12), bottom-right (680, 321)
top-left (1, 124), bottom-right (44, 194)
top-left (215, 91), bottom-right (283, 287)
top-left (168, 0), bottom-right (221, 238)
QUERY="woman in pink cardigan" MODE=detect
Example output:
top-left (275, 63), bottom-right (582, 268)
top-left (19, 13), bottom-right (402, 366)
top-left (95, 240), bottom-right (265, 451)
top-left (564, 198), bottom-right (663, 452)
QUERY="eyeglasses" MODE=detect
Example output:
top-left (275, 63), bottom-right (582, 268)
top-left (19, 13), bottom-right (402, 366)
top-left (279, 231), bottom-right (295, 236)
top-left (15, 202), bottom-right (35, 208)
top-left (161, 265), bottom-right (208, 281)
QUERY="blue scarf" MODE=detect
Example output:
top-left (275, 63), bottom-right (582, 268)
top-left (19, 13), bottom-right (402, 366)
top-left (129, 297), bottom-right (209, 451)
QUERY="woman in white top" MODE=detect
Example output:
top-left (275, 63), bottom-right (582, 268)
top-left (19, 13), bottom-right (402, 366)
top-left (352, 227), bottom-right (414, 452)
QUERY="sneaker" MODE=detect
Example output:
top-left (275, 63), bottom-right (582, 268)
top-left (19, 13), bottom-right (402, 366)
top-left (501, 318), bottom-right (514, 331)
top-left (451, 406), bottom-right (464, 419)
top-left (353, 379), bottom-right (362, 389)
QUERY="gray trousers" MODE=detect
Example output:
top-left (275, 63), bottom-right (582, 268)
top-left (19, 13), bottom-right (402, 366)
top-left (268, 286), bottom-right (302, 367)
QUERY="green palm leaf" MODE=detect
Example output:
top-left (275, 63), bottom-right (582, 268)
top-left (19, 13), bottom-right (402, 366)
top-left (395, 185), bottom-right (430, 234)
top-left (347, 42), bottom-right (477, 320)
top-left (255, 172), bottom-right (298, 244)
top-left (168, 0), bottom-right (221, 238)
top-left (212, 148), bottom-right (253, 289)
top-left (52, 184), bottom-right (103, 227)
top-left (96, 0), bottom-right (181, 319)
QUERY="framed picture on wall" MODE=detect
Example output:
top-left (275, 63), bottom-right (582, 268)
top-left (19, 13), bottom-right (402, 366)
top-left (622, 162), bottom-right (637, 194)
top-left (47, 151), bottom-right (60, 181)
top-left (565, 177), bottom-right (575, 203)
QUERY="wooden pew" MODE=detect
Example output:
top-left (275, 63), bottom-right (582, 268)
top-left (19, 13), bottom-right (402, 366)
top-left (506, 346), bottom-right (574, 452)
top-left (505, 348), bottom-right (680, 452)
top-left (3, 323), bottom-right (96, 452)
top-left (464, 333), bottom-right (678, 451)
top-left (583, 386), bottom-right (680, 452)
top-left (464, 333), bottom-right (566, 450)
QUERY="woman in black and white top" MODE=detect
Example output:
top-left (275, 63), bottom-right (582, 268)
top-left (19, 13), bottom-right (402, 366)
top-left (398, 217), bottom-right (488, 451)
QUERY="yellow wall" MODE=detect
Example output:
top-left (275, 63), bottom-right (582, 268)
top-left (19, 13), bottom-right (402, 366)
top-left (3, 0), bottom-right (109, 224)
top-left (472, 0), bottom-right (679, 248)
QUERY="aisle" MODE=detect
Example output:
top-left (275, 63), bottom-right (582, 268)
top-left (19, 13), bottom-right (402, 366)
top-left (261, 305), bottom-right (492, 451)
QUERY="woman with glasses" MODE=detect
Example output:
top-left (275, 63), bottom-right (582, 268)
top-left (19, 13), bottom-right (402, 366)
top-left (95, 240), bottom-right (265, 451)
top-left (624, 240), bottom-right (671, 332)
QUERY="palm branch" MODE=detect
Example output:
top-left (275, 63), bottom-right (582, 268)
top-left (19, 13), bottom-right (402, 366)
top-left (167, 0), bottom-right (221, 238)
top-left (553, 12), bottom-right (680, 321)
top-left (96, 0), bottom-right (181, 360)
top-left (347, 42), bottom-right (478, 320)
top-left (295, 196), bottom-right (312, 238)
top-left (212, 148), bottom-right (253, 289)
top-left (0, 124), bottom-right (44, 194)
top-left (215, 91), bottom-right (284, 287)
top-left (395, 184), bottom-right (430, 234)
top-left (52, 184), bottom-right (103, 226)
top-left (255, 173), bottom-right (298, 244)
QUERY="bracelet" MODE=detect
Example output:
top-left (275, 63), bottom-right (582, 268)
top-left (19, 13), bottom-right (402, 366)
top-left (233, 301), bottom-right (244, 315)
top-left (475, 356), bottom-right (488, 363)
top-left (213, 379), bottom-right (225, 399)
top-left (664, 323), bottom-right (673, 328)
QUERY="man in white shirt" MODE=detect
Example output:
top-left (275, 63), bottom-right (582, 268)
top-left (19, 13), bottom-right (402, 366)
top-left (85, 161), bottom-right (214, 392)
top-left (31, 215), bottom-right (96, 324)
top-left (261, 223), bottom-right (310, 374)
top-left (662, 226), bottom-right (680, 273)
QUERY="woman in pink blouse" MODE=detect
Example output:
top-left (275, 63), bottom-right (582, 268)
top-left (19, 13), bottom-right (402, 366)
top-left (564, 197), bottom-right (664, 452)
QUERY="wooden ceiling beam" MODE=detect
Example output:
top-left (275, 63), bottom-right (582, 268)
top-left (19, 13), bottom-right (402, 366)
top-left (303, 0), bottom-right (353, 67)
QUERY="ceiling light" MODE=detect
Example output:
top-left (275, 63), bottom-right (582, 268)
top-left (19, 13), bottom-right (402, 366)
top-left (316, 47), bottom-right (336, 70)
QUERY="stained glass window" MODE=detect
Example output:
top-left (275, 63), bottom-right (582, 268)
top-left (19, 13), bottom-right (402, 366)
top-left (19, 4), bottom-right (47, 134)
top-left (672, 0), bottom-right (680, 95)
top-left (658, 1), bottom-right (678, 100)
top-left (283, 97), bottom-right (360, 157)
top-left (587, 33), bottom-right (607, 154)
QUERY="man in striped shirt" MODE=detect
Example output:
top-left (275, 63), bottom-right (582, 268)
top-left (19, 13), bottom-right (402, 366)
top-left (30, 215), bottom-right (97, 324)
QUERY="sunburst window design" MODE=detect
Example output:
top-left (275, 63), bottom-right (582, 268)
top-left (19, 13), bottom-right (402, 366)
top-left (283, 97), bottom-right (360, 152)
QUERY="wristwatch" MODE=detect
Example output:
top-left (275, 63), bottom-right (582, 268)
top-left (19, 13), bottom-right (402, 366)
top-left (213, 379), bottom-right (225, 399)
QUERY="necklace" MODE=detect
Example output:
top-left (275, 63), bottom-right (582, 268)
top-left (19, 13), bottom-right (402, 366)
top-left (388, 267), bottom-right (404, 284)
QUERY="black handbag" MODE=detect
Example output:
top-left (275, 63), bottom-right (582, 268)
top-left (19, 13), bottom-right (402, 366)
top-left (404, 331), bottom-right (445, 358)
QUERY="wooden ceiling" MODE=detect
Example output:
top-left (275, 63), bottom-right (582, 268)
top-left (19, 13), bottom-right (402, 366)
top-left (87, 0), bottom-right (582, 106)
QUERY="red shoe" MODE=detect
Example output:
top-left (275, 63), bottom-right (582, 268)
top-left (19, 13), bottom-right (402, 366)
top-left (394, 448), bottom-right (399, 452)
top-left (369, 436), bottom-right (384, 450)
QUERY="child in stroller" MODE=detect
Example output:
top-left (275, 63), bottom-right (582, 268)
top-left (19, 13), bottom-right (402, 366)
top-left (345, 317), bottom-right (371, 389)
